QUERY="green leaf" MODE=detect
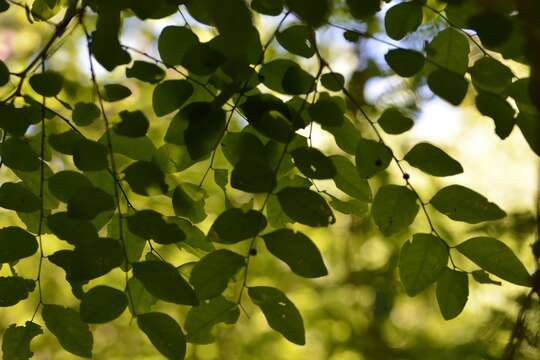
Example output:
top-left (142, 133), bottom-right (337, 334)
top-left (259, 59), bottom-right (314, 95)
top-left (123, 161), bottom-right (167, 196)
top-left (248, 286), bottom-right (305, 345)
top-left (73, 139), bottom-right (109, 171)
top-left (1, 137), bottom-right (40, 171)
top-left (138, 312), bottom-right (186, 360)
top-left (262, 228), bottom-right (327, 278)
top-left (29, 71), bottom-right (63, 97)
top-left (321, 72), bottom-right (344, 91)
top-left (47, 212), bottom-right (98, 245)
top-left (276, 24), bottom-right (314, 58)
top-left (0, 277), bottom-right (35, 307)
top-left (468, 10), bottom-right (513, 47)
top-left (322, 116), bottom-right (360, 155)
top-left (404, 142), bottom-right (463, 177)
top-left (190, 249), bottom-right (245, 300)
top-left (0, 227), bottom-right (37, 263)
top-left (457, 237), bottom-right (530, 286)
top-left (355, 138), bottom-right (392, 178)
top-left (427, 68), bottom-right (469, 105)
top-left (185, 296), bottom-right (239, 344)
top-left (436, 268), bottom-right (469, 320)
top-left (48, 130), bottom-right (80, 155)
top-left (231, 154), bottom-right (277, 194)
top-left (377, 107), bottom-right (414, 134)
top-left (114, 110), bottom-right (149, 138)
top-left (430, 185), bottom-right (506, 223)
top-left (127, 210), bottom-right (185, 245)
top-left (132, 261), bottom-right (198, 305)
top-left (42, 304), bottom-right (93, 358)
top-left (385, 48), bottom-right (425, 78)
top-left (172, 183), bottom-right (207, 224)
top-left (348, 0), bottom-right (381, 17)
top-left (158, 26), bottom-right (198, 65)
top-left (126, 60), bottom-right (165, 84)
top-left (80, 285), bottom-right (127, 324)
top-left (475, 92), bottom-right (515, 139)
top-left (371, 185), bottom-right (419, 236)
top-left (1, 321), bottom-right (42, 360)
top-left (384, 1), bottom-right (423, 40)
top-left (0, 60), bottom-right (9, 86)
top-left (242, 95), bottom-right (295, 143)
top-left (330, 155), bottom-right (372, 202)
top-left (285, 0), bottom-right (331, 28)
top-left (329, 197), bottom-right (368, 217)
top-left (184, 102), bottom-right (226, 160)
top-left (102, 84), bottom-right (131, 102)
top-left (470, 57), bottom-right (513, 94)
top-left (127, 277), bottom-right (157, 315)
top-left (99, 132), bottom-right (156, 161)
top-left (308, 98), bottom-right (344, 127)
top-left (48, 171), bottom-right (93, 203)
top-left (0, 182), bottom-right (40, 212)
top-left (277, 187), bottom-right (335, 227)
top-left (427, 28), bottom-right (470, 74)
top-left (292, 146), bottom-right (336, 179)
top-left (66, 186), bottom-right (115, 220)
top-left (182, 42), bottom-right (225, 76)
top-left (251, 0), bottom-right (284, 16)
top-left (152, 80), bottom-right (194, 117)
top-left (72, 102), bottom-right (100, 126)
top-left (107, 215), bottom-right (146, 265)
top-left (208, 208), bottom-right (267, 244)
top-left (471, 270), bottom-right (501, 286)
top-left (399, 233), bottom-right (449, 296)
top-left (516, 113), bottom-right (540, 157)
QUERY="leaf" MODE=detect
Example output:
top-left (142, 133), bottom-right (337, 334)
top-left (158, 26), bottom-right (198, 65)
top-left (1, 137), bottom-right (40, 171)
top-left (259, 59), bottom-right (313, 95)
top-left (231, 154), bottom-right (276, 193)
top-left (430, 185), bottom-right (506, 223)
top-left (330, 155), bottom-right (372, 202)
top-left (208, 208), bottom-right (267, 244)
top-left (0, 182), bottom-right (40, 212)
top-left (29, 71), bottom-right (63, 97)
top-left (172, 183), bottom-right (207, 224)
top-left (0, 277), bottom-right (35, 307)
top-left (475, 92), bottom-right (515, 139)
top-left (292, 146), bottom-right (336, 179)
top-left (47, 212), bottom-right (98, 245)
top-left (262, 228), bottom-right (327, 278)
top-left (138, 312), bottom-right (186, 360)
top-left (0, 60), bottom-right (9, 87)
top-left (127, 277), bottom-right (157, 315)
top-left (427, 28), bottom-right (470, 74)
top-left (190, 249), bottom-right (245, 300)
top-left (377, 107), bottom-right (414, 134)
top-left (470, 57), bottom-right (513, 94)
top-left (0, 227), bottom-right (37, 263)
top-left (80, 285), bottom-right (127, 324)
top-left (329, 197), bottom-right (368, 217)
top-left (371, 185), bottom-right (419, 236)
top-left (308, 98), bottom-right (344, 127)
top-left (276, 24), bottom-right (314, 58)
top-left (436, 268), bottom-right (469, 320)
top-left (42, 304), bottom-right (93, 358)
top-left (355, 138), bottom-right (392, 178)
top-left (185, 296), bottom-right (239, 344)
top-left (384, 1), bottom-right (423, 40)
top-left (251, 0), bottom-right (284, 16)
top-left (322, 116), bottom-right (360, 155)
top-left (99, 132), bottom-right (156, 161)
top-left (67, 186), bottom-right (115, 220)
top-left (72, 102), bottom-right (100, 126)
top-left (404, 142), bottom-right (463, 177)
top-left (248, 286), bottom-right (305, 345)
top-left (72, 139), bottom-right (109, 171)
top-left (241, 95), bottom-right (295, 142)
top-left (127, 210), bottom-right (185, 245)
top-left (471, 270), bottom-right (501, 286)
top-left (427, 68), bottom-right (469, 105)
top-left (184, 102), bottom-right (226, 160)
top-left (126, 61), bottom-right (165, 84)
top-left (102, 84), bottom-right (131, 102)
top-left (277, 187), bottom-right (335, 227)
top-left (1, 321), bottom-right (42, 360)
top-left (132, 261), bottom-right (198, 305)
top-left (114, 110), bottom-right (149, 138)
top-left (457, 237), bottom-right (531, 286)
top-left (468, 10), bottom-right (513, 47)
top-left (516, 113), bottom-right (540, 157)
top-left (48, 171), bottom-right (93, 203)
top-left (152, 80), bottom-right (194, 117)
top-left (123, 161), bottom-right (167, 196)
top-left (48, 130), bottom-right (80, 155)
top-left (107, 215), bottom-right (146, 265)
top-left (399, 233), bottom-right (449, 296)
top-left (346, 0), bottom-right (381, 19)
top-left (285, 0), bottom-right (331, 28)
top-left (321, 72), bottom-right (344, 91)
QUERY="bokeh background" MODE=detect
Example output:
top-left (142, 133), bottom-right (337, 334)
top-left (0, 1), bottom-right (539, 359)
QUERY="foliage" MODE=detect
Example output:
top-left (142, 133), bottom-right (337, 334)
top-left (0, 0), bottom-right (539, 359)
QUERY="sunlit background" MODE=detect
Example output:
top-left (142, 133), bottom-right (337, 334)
top-left (0, 2), bottom-right (538, 359)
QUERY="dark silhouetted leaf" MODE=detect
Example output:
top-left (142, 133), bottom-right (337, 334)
top-left (126, 61), bottom-right (165, 84)
top-left (377, 107), bottom-right (414, 134)
top-left (0, 182), bottom-right (40, 212)
top-left (470, 57), bottom-right (513, 94)
top-left (1, 321), bottom-right (42, 360)
top-left (72, 102), bottom-right (100, 126)
top-left (208, 208), bottom-right (266, 244)
top-left (29, 71), bottom-right (63, 97)
top-left (321, 72), bottom-right (344, 91)
top-left (292, 146), bottom-right (336, 179)
top-left (48, 171), bottom-right (93, 202)
top-left (185, 296), bottom-right (239, 344)
top-left (384, 1), bottom-right (423, 40)
top-left (0, 227), bottom-right (37, 263)
top-left (127, 210), bottom-right (185, 245)
top-left (404, 142), bottom-right (463, 177)
top-left (66, 186), bottom-right (115, 220)
top-left (47, 212), bottom-right (98, 245)
top-left (172, 183), bottom-right (207, 224)
top-left (427, 28), bottom-right (469, 74)
top-left (80, 285), bottom-right (127, 324)
top-left (276, 24), bottom-right (314, 58)
top-left (372, 185), bottom-right (419, 236)
top-left (152, 80), bottom-right (194, 116)
top-left (190, 250), bottom-right (244, 299)
top-left (114, 110), bottom-right (149, 138)
top-left (103, 84), bottom-right (131, 102)
top-left (277, 187), bottom-right (334, 227)
top-left (346, 0), bottom-right (381, 19)
top-left (72, 139), bottom-right (108, 171)
top-left (475, 92), bottom-right (515, 139)
top-left (138, 312), bottom-right (186, 360)
top-left (427, 68), bottom-right (469, 105)
top-left (436, 268), bottom-right (468, 320)
top-left (1, 137), bottom-right (40, 171)
top-left (158, 26), bottom-right (198, 65)
top-left (0, 277), bottom-right (35, 307)
top-left (355, 138), bottom-right (392, 178)
top-left (123, 161), bottom-right (167, 196)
